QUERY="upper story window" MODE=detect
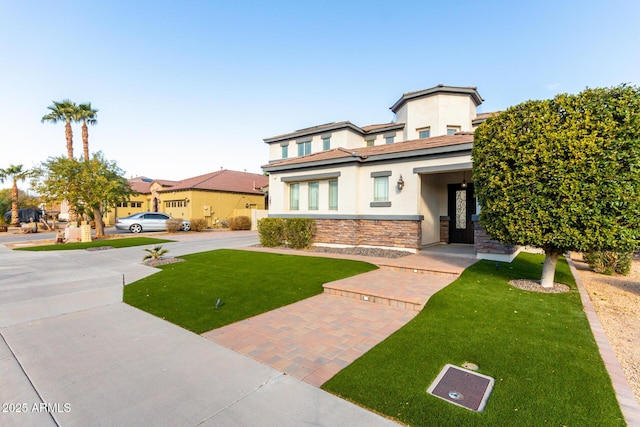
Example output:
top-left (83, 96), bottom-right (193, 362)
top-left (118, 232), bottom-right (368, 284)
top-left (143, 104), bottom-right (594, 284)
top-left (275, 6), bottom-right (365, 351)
top-left (322, 137), bottom-right (331, 151)
top-left (281, 145), bottom-right (288, 159)
top-left (308, 181), bottom-right (319, 210)
top-left (116, 202), bottom-right (128, 207)
top-left (383, 131), bottom-right (396, 144)
top-left (297, 141), bottom-right (311, 156)
top-left (418, 127), bottom-right (431, 139)
top-left (289, 183), bottom-right (300, 210)
top-left (447, 126), bottom-right (461, 135)
top-left (367, 140), bottom-right (375, 147)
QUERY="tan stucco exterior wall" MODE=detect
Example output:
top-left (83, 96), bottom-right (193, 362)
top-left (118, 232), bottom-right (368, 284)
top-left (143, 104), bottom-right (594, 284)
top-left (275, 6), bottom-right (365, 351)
top-left (161, 189), bottom-right (266, 227)
top-left (396, 94), bottom-right (477, 141)
top-left (103, 193), bottom-right (150, 226)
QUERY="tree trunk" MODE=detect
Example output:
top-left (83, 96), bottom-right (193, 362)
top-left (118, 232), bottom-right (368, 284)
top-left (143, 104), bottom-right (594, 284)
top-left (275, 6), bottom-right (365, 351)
top-left (93, 207), bottom-right (105, 238)
top-left (540, 250), bottom-right (560, 288)
top-left (10, 181), bottom-right (19, 226)
top-left (65, 120), bottom-right (74, 159)
top-left (82, 120), bottom-right (89, 161)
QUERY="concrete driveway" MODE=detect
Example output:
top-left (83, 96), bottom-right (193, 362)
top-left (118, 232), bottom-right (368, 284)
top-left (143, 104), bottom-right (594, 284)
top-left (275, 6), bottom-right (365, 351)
top-left (0, 231), bottom-right (399, 426)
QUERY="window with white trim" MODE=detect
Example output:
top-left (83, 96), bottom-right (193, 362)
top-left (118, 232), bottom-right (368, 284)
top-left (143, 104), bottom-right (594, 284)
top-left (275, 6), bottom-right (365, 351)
top-left (290, 183), bottom-right (300, 210)
top-left (322, 137), bottom-right (330, 151)
top-left (282, 145), bottom-right (288, 159)
top-left (374, 176), bottom-right (389, 201)
top-left (297, 141), bottom-right (311, 156)
top-left (447, 126), bottom-right (461, 135)
top-left (308, 181), bottom-right (319, 210)
top-left (418, 127), bottom-right (430, 139)
top-left (328, 180), bottom-right (338, 210)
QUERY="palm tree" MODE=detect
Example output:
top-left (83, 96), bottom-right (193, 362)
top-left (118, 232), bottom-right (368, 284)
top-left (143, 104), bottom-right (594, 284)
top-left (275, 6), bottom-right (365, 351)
top-left (41, 100), bottom-right (78, 159)
top-left (0, 164), bottom-right (30, 226)
top-left (76, 103), bottom-right (98, 161)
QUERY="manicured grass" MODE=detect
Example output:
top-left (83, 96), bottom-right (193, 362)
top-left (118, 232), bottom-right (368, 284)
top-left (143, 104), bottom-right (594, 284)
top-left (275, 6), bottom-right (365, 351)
top-left (322, 252), bottom-right (625, 426)
top-left (124, 249), bottom-right (377, 333)
top-left (15, 237), bottom-right (174, 251)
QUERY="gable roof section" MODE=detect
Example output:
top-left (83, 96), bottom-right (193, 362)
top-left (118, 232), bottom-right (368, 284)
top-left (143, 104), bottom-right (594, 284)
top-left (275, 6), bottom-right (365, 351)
top-left (390, 85), bottom-right (484, 113)
top-left (158, 169), bottom-right (268, 195)
top-left (263, 133), bottom-right (474, 172)
top-left (263, 121), bottom-right (406, 144)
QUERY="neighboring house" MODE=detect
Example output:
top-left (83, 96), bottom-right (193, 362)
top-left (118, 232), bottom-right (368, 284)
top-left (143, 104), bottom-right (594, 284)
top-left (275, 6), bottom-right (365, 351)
top-left (104, 169), bottom-right (268, 227)
top-left (263, 84), bottom-right (515, 261)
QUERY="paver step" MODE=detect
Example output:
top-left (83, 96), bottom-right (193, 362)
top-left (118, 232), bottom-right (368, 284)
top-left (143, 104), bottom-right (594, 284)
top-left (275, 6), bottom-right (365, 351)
top-left (322, 269), bottom-right (456, 312)
top-left (377, 263), bottom-right (459, 277)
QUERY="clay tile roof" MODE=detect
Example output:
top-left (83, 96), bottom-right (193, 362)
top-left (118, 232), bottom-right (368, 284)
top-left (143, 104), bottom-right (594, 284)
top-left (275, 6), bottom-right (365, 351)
top-left (128, 176), bottom-right (154, 194)
top-left (360, 122), bottom-right (405, 133)
top-left (263, 121), bottom-right (363, 143)
top-left (264, 133), bottom-right (474, 169)
top-left (160, 169), bottom-right (268, 194)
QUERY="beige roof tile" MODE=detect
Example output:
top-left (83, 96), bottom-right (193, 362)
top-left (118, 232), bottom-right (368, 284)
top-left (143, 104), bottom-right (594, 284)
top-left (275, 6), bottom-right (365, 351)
top-left (264, 133), bottom-right (474, 169)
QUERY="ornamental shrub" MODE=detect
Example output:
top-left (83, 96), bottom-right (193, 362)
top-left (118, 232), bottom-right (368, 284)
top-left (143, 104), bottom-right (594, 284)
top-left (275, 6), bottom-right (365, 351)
top-left (583, 251), bottom-right (633, 275)
top-left (228, 216), bottom-right (251, 230)
top-left (189, 218), bottom-right (208, 232)
top-left (284, 218), bottom-right (316, 249)
top-left (258, 218), bottom-right (286, 247)
top-left (166, 218), bottom-right (183, 233)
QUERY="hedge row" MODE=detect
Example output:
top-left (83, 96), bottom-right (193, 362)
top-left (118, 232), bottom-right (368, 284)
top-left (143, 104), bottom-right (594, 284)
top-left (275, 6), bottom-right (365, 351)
top-left (257, 218), bottom-right (316, 249)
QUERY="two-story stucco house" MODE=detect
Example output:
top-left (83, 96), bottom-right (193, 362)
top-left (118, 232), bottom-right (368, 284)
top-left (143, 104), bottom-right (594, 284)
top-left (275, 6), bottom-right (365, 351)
top-left (262, 84), bottom-right (516, 261)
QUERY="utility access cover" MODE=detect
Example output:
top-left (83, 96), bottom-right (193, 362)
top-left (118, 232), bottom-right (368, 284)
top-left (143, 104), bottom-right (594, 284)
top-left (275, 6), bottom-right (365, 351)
top-left (427, 364), bottom-right (494, 412)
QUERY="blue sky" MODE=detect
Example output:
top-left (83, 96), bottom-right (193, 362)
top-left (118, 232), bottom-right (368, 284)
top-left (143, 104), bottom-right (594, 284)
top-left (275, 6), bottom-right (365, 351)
top-left (1, 1), bottom-right (639, 181)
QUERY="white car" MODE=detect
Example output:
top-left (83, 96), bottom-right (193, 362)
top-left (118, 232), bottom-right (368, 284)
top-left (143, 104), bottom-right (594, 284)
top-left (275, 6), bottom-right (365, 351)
top-left (115, 212), bottom-right (190, 233)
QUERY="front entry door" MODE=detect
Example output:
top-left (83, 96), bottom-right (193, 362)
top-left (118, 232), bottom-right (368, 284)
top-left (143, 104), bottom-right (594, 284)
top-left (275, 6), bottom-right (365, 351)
top-left (448, 183), bottom-right (476, 244)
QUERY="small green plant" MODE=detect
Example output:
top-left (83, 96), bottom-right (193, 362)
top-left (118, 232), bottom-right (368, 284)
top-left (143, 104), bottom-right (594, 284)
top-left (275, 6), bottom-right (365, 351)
top-left (166, 218), bottom-right (183, 233)
top-left (284, 218), bottom-right (316, 249)
top-left (258, 218), bottom-right (286, 247)
top-left (142, 245), bottom-right (168, 261)
top-left (227, 216), bottom-right (251, 230)
top-left (189, 218), bottom-right (208, 232)
top-left (583, 250), bottom-right (632, 275)
top-left (257, 218), bottom-right (316, 248)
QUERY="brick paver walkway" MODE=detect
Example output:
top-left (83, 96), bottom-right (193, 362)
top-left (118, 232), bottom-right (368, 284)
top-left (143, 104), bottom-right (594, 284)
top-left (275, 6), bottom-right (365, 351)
top-left (203, 249), bottom-right (476, 387)
top-left (203, 292), bottom-right (417, 386)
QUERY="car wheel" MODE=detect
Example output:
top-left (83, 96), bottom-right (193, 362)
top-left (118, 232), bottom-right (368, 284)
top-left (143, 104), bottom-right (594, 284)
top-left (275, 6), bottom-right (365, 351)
top-left (181, 222), bottom-right (190, 231)
top-left (130, 224), bottom-right (143, 233)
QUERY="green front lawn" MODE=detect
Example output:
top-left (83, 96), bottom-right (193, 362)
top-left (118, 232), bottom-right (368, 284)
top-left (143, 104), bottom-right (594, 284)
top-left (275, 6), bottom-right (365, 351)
top-left (322, 253), bottom-right (625, 426)
top-left (15, 237), bottom-right (175, 251)
top-left (124, 249), bottom-right (377, 333)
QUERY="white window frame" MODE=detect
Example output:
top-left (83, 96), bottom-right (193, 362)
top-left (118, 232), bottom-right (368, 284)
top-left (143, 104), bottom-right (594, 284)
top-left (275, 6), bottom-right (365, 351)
top-left (328, 180), bottom-right (338, 210)
top-left (374, 176), bottom-right (389, 201)
top-left (308, 181), bottom-right (319, 210)
top-left (290, 183), bottom-right (300, 210)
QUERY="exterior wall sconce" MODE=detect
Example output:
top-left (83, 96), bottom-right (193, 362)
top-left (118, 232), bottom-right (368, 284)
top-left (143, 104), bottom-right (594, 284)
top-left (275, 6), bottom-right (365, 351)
top-left (461, 171), bottom-right (467, 189)
top-left (397, 175), bottom-right (405, 191)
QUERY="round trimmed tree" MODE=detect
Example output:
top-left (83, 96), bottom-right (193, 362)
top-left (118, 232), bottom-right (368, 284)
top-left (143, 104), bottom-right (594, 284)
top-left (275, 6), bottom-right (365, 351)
top-left (473, 85), bottom-right (640, 287)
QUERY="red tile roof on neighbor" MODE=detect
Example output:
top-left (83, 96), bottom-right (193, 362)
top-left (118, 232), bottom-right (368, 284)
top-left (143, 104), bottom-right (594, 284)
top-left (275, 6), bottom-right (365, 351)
top-left (128, 177), bottom-right (154, 194)
top-left (159, 169), bottom-right (268, 194)
top-left (264, 133), bottom-right (474, 169)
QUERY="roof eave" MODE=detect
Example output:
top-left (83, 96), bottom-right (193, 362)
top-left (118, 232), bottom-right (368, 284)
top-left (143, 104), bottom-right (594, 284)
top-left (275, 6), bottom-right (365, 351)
top-left (263, 122), bottom-right (364, 144)
top-left (390, 85), bottom-right (484, 113)
top-left (263, 143), bottom-right (473, 173)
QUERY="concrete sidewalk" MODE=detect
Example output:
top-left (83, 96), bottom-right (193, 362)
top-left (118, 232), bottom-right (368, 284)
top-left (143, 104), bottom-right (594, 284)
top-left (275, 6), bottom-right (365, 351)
top-left (0, 232), bottom-right (401, 426)
top-left (1, 303), bottom-right (398, 427)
